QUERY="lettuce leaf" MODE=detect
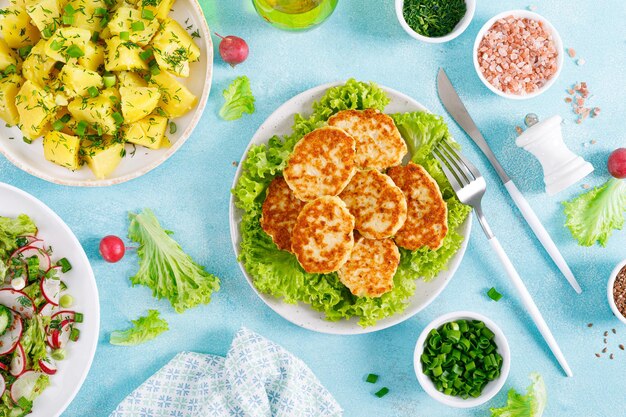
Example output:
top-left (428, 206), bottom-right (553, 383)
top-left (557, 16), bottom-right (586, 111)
top-left (219, 76), bottom-right (255, 121)
top-left (110, 309), bottom-right (169, 346)
top-left (0, 214), bottom-right (37, 260)
top-left (233, 80), bottom-right (470, 327)
top-left (490, 373), bottom-right (547, 417)
top-left (20, 315), bottom-right (49, 372)
top-left (128, 209), bottom-right (220, 313)
top-left (563, 178), bottom-right (626, 247)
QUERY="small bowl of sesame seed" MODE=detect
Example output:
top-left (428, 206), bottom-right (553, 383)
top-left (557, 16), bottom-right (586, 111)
top-left (608, 259), bottom-right (626, 325)
top-left (473, 10), bottom-right (564, 99)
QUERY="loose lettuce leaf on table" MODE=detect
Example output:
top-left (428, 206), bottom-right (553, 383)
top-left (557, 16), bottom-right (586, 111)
top-left (563, 178), bottom-right (626, 247)
top-left (128, 209), bottom-right (220, 313)
top-left (490, 373), bottom-right (547, 417)
top-left (219, 76), bottom-right (255, 121)
top-left (110, 309), bottom-right (169, 346)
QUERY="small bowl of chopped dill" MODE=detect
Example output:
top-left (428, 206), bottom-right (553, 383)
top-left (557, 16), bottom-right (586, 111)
top-left (395, 0), bottom-right (475, 43)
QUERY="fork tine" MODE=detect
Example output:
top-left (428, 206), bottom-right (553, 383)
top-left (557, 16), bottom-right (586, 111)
top-left (441, 139), bottom-right (483, 180)
top-left (439, 139), bottom-right (475, 183)
top-left (432, 147), bottom-right (464, 193)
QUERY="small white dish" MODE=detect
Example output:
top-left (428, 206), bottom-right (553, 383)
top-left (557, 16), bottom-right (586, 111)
top-left (0, 182), bottom-right (100, 417)
top-left (229, 82), bottom-right (472, 335)
top-left (607, 259), bottom-right (626, 325)
top-left (473, 10), bottom-right (564, 100)
top-left (414, 311), bottom-right (510, 408)
top-left (0, 0), bottom-right (213, 186)
top-left (395, 0), bottom-right (475, 44)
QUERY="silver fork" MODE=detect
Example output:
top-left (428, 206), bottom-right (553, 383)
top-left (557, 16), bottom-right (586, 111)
top-left (433, 139), bottom-right (573, 377)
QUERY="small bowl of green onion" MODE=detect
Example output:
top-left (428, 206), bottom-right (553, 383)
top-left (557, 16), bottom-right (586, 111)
top-left (395, 0), bottom-right (476, 44)
top-left (414, 311), bottom-right (510, 408)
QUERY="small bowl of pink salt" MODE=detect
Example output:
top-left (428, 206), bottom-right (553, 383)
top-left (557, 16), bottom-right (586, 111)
top-left (473, 10), bottom-right (563, 99)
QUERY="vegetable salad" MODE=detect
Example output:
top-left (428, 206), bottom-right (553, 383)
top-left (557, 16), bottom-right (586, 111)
top-left (233, 80), bottom-right (471, 327)
top-left (0, 214), bottom-right (83, 416)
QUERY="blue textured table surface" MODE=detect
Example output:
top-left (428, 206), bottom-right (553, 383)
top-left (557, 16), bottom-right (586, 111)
top-left (1, 1), bottom-right (625, 416)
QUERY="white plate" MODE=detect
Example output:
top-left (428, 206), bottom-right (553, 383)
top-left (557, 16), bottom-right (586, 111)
top-left (229, 82), bottom-right (472, 335)
top-left (0, 0), bottom-right (213, 186)
top-left (0, 182), bottom-right (99, 416)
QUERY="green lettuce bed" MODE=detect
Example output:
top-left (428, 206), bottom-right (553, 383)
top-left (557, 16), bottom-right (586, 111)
top-left (233, 79), bottom-right (471, 327)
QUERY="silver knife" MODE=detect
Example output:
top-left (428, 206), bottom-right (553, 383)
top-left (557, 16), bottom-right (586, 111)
top-left (437, 68), bottom-right (582, 294)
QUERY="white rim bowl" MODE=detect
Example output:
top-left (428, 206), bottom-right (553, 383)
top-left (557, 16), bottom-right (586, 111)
top-left (472, 10), bottom-right (564, 100)
top-left (414, 311), bottom-right (510, 408)
top-left (607, 260), bottom-right (626, 325)
top-left (395, 0), bottom-right (476, 44)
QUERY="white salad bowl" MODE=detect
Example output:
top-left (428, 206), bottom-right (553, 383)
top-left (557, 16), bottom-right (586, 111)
top-left (0, 182), bottom-right (100, 417)
top-left (473, 10), bottom-right (564, 100)
top-left (414, 311), bottom-right (510, 408)
top-left (395, 0), bottom-right (476, 44)
top-left (0, 0), bottom-right (213, 186)
top-left (229, 81), bottom-right (472, 335)
top-left (607, 259), bottom-right (626, 325)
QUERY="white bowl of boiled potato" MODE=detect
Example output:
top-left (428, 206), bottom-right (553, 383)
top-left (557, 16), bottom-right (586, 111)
top-left (0, 0), bottom-right (212, 186)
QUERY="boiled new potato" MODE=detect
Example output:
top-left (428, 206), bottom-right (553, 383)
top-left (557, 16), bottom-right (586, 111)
top-left (123, 114), bottom-right (167, 149)
top-left (58, 64), bottom-right (103, 97)
top-left (78, 42), bottom-right (105, 72)
top-left (107, 7), bottom-right (159, 46)
top-left (148, 71), bottom-right (197, 118)
top-left (0, 39), bottom-right (18, 70)
top-left (82, 138), bottom-right (124, 178)
top-left (119, 86), bottom-right (159, 123)
top-left (0, 74), bottom-right (24, 125)
top-left (0, 6), bottom-right (40, 49)
top-left (141, 0), bottom-right (176, 21)
top-left (43, 131), bottom-right (81, 169)
top-left (118, 70), bottom-right (146, 87)
top-left (67, 0), bottom-right (108, 32)
top-left (15, 79), bottom-right (56, 139)
top-left (25, 0), bottom-right (60, 33)
top-left (22, 40), bottom-right (56, 87)
top-left (45, 27), bottom-right (91, 62)
top-left (151, 18), bottom-right (200, 77)
top-left (68, 95), bottom-right (118, 134)
top-left (105, 36), bottom-right (147, 71)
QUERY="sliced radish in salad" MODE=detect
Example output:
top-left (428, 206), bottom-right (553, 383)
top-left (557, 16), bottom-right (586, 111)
top-left (0, 362), bottom-right (8, 372)
top-left (0, 374), bottom-right (4, 396)
top-left (0, 313), bottom-right (23, 355)
top-left (38, 303), bottom-right (59, 317)
top-left (50, 310), bottom-right (76, 323)
top-left (47, 319), bottom-right (73, 349)
top-left (0, 289), bottom-right (35, 319)
top-left (10, 371), bottom-right (44, 404)
top-left (9, 246), bottom-right (51, 272)
top-left (10, 343), bottom-right (25, 377)
top-left (38, 357), bottom-right (57, 375)
top-left (40, 276), bottom-right (60, 306)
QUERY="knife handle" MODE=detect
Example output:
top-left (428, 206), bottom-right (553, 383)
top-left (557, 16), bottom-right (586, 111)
top-left (503, 180), bottom-right (582, 294)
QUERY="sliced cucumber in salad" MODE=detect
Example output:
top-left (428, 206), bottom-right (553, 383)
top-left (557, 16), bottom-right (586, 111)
top-left (0, 223), bottom-right (83, 416)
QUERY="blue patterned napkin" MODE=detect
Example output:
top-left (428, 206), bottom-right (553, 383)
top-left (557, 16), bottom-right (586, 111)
top-left (110, 328), bottom-right (343, 417)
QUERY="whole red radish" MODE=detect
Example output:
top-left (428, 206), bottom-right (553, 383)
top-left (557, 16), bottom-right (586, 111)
top-left (215, 32), bottom-right (248, 67)
top-left (608, 148), bottom-right (626, 179)
top-left (99, 235), bottom-right (126, 263)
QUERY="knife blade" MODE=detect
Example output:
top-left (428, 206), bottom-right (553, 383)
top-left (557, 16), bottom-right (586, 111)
top-left (437, 68), bottom-right (582, 294)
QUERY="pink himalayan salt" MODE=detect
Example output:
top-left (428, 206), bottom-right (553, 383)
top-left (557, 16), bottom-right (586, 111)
top-left (477, 16), bottom-right (559, 95)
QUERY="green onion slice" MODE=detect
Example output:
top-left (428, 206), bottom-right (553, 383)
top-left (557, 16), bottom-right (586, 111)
top-left (487, 287), bottom-right (502, 301)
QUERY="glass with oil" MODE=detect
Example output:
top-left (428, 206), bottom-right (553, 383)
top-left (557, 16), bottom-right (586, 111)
top-left (252, 0), bottom-right (339, 31)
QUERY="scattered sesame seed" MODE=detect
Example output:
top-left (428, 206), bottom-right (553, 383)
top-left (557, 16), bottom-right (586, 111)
top-left (582, 184), bottom-right (590, 189)
top-left (610, 354), bottom-right (615, 360)
top-left (587, 323), bottom-right (593, 328)
top-left (232, 161), bottom-right (239, 167)
top-left (605, 331), bottom-right (609, 337)
top-left (567, 48), bottom-right (576, 58)
top-left (564, 97), bottom-right (572, 103)
top-left (619, 344), bottom-right (624, 350)
top-left (527, 4), bottom-right (537, 11)
top-left (595, 353), bottom-right (601, 357)
top-left (603, 347), bottom-right (608, 353)
top-left (591, 140), bottom-right (597, 145)
top-left (613, 328), bottom-right (616, 334)
top-left (604, 338), bottom-right (608, 344)
top-left (576, 58), bottom-right (586, 66)
top-left (515, 126), bottom-right (524, 135)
